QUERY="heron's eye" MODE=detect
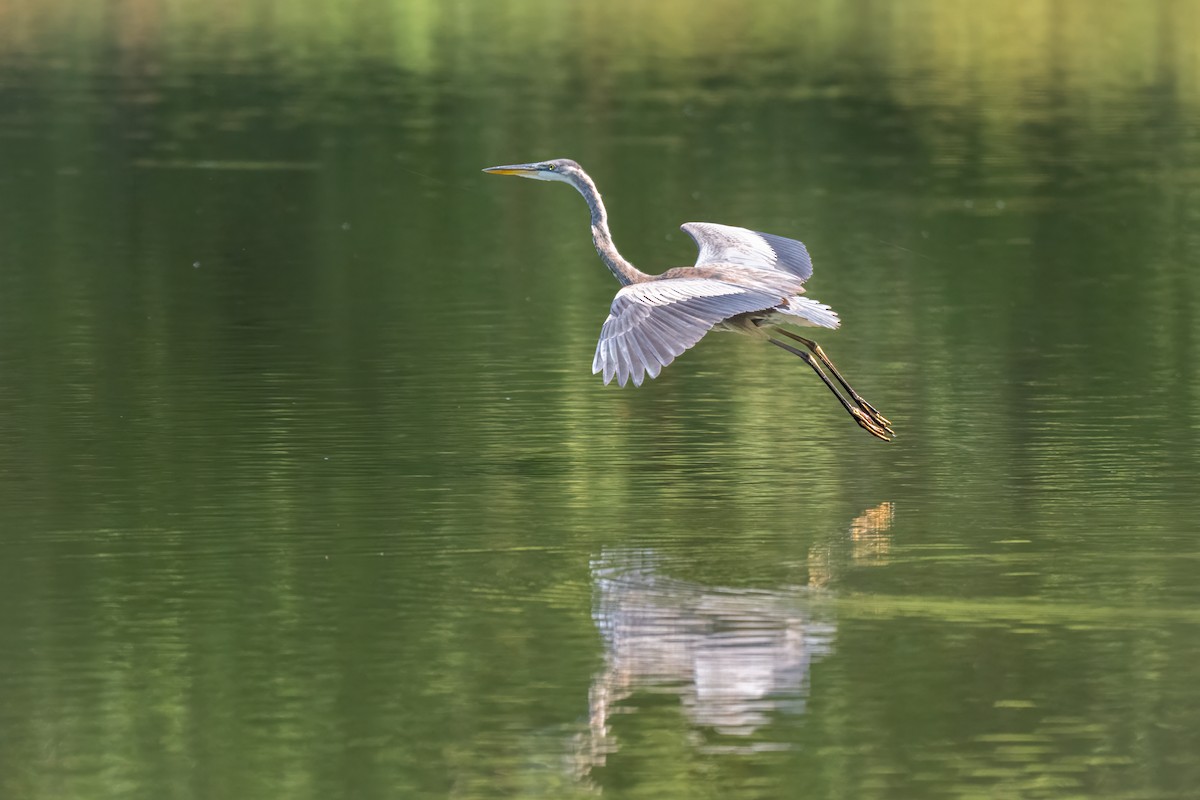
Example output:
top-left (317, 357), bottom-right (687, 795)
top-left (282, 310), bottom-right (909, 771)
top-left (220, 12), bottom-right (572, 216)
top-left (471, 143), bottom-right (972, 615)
top-left (546, 164), bottom-right (556, 171)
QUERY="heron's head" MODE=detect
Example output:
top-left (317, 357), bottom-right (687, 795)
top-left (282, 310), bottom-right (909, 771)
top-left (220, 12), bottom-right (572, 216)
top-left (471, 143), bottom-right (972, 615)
top-left (482, 158), bottom-right (584, 186)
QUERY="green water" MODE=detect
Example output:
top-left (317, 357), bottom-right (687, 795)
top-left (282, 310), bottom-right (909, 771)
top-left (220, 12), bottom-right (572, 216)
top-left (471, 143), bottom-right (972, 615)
top-left (2, 2), bottom-right (1200, 798)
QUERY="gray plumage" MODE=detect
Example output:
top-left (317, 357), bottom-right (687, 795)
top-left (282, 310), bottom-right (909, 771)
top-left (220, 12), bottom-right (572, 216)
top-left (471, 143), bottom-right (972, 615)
top-left (483, 158), bottom-right (893, 441)
top-left (681, 222), bottom-right (814, 281)
top-left (594, 277), bottom-right (793, 387)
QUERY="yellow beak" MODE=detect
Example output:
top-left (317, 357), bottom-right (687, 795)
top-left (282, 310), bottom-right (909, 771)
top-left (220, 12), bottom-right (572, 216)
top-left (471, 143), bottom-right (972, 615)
top-left (482, 163), bottom-right (539, 177)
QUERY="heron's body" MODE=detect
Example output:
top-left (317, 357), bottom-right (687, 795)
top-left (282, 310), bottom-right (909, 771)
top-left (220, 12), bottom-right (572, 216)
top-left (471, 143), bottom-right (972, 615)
top-left (483, 158), bottom-right (892, 441)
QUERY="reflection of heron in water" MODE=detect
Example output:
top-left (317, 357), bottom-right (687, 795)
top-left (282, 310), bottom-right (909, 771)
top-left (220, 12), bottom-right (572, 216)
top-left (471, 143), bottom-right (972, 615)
top-left (588, 554), bottom-right (834, 739)
top-left (808, 501), bottom-right (896, 588)
top-left (576, 503), bottom-right (895, 774)
top-left (483, 159), bottom-right (892, 441)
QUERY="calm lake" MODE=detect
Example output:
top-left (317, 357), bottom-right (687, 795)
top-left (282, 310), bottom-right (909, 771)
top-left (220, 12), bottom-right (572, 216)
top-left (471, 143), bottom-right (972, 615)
top-left (2, 1), bottom-right (1199, 798)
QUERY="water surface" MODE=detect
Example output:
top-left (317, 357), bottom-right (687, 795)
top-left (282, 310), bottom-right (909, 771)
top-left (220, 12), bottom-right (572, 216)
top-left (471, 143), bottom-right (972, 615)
top-left (2, 2), bottom-right (1199, 798)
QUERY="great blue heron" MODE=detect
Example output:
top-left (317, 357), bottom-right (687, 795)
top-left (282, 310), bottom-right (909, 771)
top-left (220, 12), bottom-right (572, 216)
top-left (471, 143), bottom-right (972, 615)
top-left (483, 159), bottom-right (893, 441)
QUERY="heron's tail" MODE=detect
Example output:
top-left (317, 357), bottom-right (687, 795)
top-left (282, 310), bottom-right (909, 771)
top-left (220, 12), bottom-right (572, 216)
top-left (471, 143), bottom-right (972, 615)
top-left (778, 296), bottom-right (840, 329)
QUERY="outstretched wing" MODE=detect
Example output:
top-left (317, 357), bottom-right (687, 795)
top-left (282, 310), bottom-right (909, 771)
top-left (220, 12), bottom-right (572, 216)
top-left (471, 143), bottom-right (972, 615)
top-left (593, 278), bottom-right (784, 387)
top-left (681, 222), bottom-right (814, 281)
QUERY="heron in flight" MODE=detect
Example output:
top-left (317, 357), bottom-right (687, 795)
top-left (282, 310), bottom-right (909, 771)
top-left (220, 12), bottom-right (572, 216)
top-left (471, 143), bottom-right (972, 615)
top-left (483, 159), bottom-right (892, 441)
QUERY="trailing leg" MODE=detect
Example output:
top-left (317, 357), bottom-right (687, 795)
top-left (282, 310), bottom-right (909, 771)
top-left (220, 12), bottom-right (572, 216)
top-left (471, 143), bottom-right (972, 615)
top-left (769, 338), bottom-right (891, 442)
top-left (775, 329), bottom-right (892, 432)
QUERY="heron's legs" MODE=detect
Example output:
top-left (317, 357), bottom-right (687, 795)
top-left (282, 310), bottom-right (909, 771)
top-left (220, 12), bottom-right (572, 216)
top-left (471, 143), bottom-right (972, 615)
top-left (769, 339), bottom-right (892, 442)
top-left (774, 329), bottom-right (892, 431)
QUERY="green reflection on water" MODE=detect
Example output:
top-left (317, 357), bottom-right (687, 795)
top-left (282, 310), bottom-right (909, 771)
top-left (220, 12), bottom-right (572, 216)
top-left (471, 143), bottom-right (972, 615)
top-left (2, 1), bottom-right (1200, 798)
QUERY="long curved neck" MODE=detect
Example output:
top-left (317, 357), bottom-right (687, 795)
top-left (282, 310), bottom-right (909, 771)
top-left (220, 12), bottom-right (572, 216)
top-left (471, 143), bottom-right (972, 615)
top-left (571, 170), bottom-right (647, 286)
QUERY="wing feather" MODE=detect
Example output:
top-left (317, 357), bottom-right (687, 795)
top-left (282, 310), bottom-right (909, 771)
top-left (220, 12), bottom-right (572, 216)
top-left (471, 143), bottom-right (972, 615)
top-left (681, 222), bottom-right (814, 281)
top-left (634, 321), bottom-right (669, 364)
top-left (642, 316), bottom-right (683, 362)
top-left (593, 277), bottom-right (783, 387)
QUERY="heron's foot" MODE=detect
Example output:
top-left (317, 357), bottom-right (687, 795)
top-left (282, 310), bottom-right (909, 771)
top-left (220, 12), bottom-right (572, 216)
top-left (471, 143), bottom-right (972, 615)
top-left (856, 399), bottom-right (893, 435)
top-left (852, 407), bottom-right (892, 442)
